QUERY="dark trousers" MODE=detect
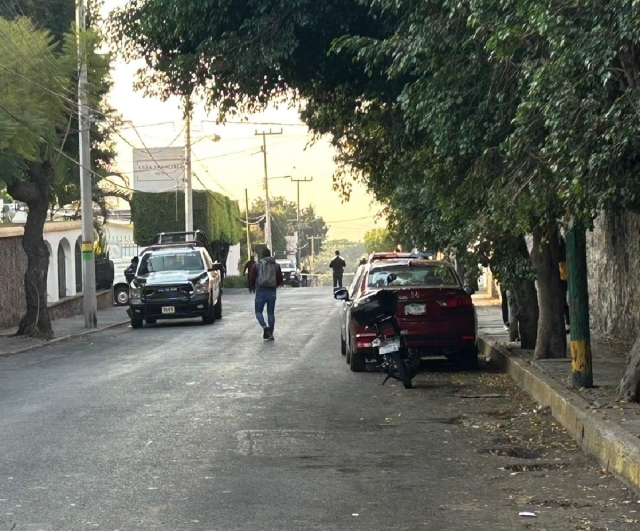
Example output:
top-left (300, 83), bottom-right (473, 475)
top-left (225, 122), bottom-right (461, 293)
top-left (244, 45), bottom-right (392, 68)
top-left (255, 289), bottom-right (277, 331)
top-left (333, 272), bottom-right (344, 288)
top-left (501, 288), bottom-right (509, 325)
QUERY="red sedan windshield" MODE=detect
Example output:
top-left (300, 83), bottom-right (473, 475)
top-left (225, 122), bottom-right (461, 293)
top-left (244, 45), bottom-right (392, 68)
top-left (368, 264), bottom-right (458, 288)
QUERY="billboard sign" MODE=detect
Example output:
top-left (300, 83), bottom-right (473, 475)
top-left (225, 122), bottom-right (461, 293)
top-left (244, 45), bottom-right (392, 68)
top-left (132, 147), bottom-right (184, 193)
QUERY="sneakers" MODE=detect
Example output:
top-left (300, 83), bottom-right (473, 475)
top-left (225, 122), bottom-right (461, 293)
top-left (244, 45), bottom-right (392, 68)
top-left (503, 323), bottom-right (510, 332)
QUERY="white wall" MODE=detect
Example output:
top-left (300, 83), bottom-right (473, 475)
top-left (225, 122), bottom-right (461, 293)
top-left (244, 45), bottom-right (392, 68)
top-left (42, 222), bottom-right (82, 303)
top-left (226, 243), bottom-right (241, 276)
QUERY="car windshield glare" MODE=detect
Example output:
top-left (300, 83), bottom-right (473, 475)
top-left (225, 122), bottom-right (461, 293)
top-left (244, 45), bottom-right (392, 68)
top-left (139, 251), bottom-right (203, 274)
top-left (278, 261), bottom-right (295, 269)
top-left (368, 265), bottom-right (457, 288)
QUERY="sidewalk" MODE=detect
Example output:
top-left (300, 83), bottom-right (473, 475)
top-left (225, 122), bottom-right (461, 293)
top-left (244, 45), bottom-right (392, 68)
top-left (0, 289), bottom-right (249, 357)
top-left (477, 304), bottom-right (640, 492)
top-left (0, 306), bottom-right (130, 357)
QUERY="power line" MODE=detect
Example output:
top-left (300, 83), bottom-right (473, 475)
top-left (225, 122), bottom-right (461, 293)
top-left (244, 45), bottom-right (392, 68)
top-left (324, 215), bottom-right (378, 223)
top-left (192, 164), bottom-right (237, 200)
top-left (119, 121), bottom-right (176, 130)
top-left (0, 101), bottom-right (118, 189)
top-left (203, 120), bottom-right (308, 127)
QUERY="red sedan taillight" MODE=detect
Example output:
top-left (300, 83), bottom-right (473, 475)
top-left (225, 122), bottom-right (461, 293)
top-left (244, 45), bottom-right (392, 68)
top-left (436, 296), bottom-right (473, 308)
top-left (356, 333), bottom-right (376, 349)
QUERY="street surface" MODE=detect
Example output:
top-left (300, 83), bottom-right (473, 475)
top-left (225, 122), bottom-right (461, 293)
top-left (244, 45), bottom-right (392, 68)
top-left (1, 288), bottom-right (638, 530)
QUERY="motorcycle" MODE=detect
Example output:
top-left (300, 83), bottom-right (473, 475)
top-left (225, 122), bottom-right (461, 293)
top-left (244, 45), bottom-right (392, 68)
top-left (349, 276), bottom-right (419, 389)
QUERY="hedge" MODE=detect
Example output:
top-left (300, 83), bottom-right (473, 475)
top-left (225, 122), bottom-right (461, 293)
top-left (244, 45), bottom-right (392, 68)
top-left (131, 190), bottom-right (243, 247)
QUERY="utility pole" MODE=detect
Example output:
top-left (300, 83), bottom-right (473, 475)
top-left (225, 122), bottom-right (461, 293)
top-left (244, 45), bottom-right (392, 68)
top-left (245, 189), bottom-right (251, 261)
top-left (76, 0), bottom-right (97, 328)
top-left (255, 129), bottom-right (282, 251)
top-left (291, 176), bottom-right (313, 268)
top-left (184, 96), bottom-right (193, 232)
top-left (566, 220), bottom-right (593, 387)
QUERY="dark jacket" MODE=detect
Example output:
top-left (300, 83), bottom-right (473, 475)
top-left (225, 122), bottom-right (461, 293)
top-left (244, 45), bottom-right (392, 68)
top-left (124, 263), bottom-right (137, 284)
top-left (243, 259), bottom-right (256, 276)
top-left (330, 256), bottom-right (346, 274)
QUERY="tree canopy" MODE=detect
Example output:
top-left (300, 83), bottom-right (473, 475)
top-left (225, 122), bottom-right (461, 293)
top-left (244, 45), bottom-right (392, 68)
top-left (243, 196), bottom-right (328, 260)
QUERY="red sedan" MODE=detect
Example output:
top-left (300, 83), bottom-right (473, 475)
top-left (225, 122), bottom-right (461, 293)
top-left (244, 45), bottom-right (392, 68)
top-left (341, 259), bottom-right (478, 372)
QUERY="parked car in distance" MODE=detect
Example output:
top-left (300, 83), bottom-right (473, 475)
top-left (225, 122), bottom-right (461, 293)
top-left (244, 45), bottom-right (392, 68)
top-left (128, 243), bottom-right (222, 328)
top-left (276, 259), bottom-right (301, 287)
top-left (339, 258), bottom-right (477, 372)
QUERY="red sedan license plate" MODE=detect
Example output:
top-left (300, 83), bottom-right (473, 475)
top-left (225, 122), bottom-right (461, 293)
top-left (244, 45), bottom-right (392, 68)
top-left (405, 304), bottom-right (426, 316)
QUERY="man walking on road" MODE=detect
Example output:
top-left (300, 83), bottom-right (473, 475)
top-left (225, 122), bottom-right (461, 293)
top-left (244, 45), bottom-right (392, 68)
top-left (329, 250), bottom-right (346, 288)
top-left (249, 248), bottom-right (283, 340)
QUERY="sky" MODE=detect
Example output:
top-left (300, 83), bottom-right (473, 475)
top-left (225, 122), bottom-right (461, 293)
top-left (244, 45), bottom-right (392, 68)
top-left (103, 1), bottom-right (384, 242)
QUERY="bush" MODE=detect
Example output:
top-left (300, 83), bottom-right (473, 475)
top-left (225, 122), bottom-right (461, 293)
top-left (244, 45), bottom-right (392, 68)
top-left (223, 275), bottom-right (248, 289)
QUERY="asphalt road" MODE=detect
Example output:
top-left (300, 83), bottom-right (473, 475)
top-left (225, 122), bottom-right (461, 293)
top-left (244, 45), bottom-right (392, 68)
top-left (0, 288), bottom-right (638, 531)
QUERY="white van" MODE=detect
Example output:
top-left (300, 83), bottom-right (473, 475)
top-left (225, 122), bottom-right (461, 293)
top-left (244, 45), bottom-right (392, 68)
top-left (112, 258), bottom-right (133, 305)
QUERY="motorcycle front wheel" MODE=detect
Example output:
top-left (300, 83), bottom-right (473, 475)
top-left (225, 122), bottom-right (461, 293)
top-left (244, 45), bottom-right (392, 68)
top-left (391, 351), bottom-right (413, 389)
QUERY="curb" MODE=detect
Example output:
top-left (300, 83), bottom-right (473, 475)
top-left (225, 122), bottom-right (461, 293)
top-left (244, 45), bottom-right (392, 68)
top-left (0, 320), bottom-right (130, 359)
top-left (478, 334), bottom-right (640, 494)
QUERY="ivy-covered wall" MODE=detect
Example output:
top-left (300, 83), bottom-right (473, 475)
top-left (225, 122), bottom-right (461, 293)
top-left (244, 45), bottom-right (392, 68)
top-left (131, 190), bottom-right (243, 247)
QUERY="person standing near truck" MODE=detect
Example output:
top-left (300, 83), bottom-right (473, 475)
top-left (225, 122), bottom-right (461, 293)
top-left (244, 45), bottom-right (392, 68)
top-left (329, 250), bottom-right (346, 288)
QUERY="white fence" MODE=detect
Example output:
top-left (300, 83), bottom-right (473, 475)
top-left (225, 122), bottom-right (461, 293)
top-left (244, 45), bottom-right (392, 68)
top-left (107, 236), bottom-right (140, 259)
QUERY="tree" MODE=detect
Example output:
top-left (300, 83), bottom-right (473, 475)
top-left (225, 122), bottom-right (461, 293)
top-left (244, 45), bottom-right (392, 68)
top-left (299, 205), bottom-right (329, 262)
top-left (0, 3), bottom-right (115, 339)
top-left (1, 0), bottom-right (118, 216)
top-left (242, 197), bottom-right (328, 259)
top-left (364, 229), bottom-right (395, 254)
top-left (0, 17), bottom-right (77, 339)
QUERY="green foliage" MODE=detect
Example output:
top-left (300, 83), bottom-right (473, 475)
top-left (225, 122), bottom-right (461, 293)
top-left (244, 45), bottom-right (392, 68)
top-left (313, 239), bottom-right (365, 275)
top-left (0, 6), bottom-right (117, 212)
top-left (0, 0), bottom-right (74, 41)
top-left (364, 228), bottom-right (396, 254)
top-left (242, 196), bottom-right (328, 258)
top-left (131, 190), bottom-right (243, 246)
top-left (110, 0), bottom-right (380, 111)
top-left (0, 17), bottom-right (75, 186)
top-left (222, 275), bottom-right (247, 289)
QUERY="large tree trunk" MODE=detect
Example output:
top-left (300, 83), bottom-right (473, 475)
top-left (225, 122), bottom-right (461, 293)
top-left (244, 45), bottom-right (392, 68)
top-left (617, 336), bottom-right (640, 402)
top-left (507, 236), bottom-right (539, 349)
top-left (531, 225), bottom-right (566, 359)
top-left (7, 162), bottom-right (54, 340)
